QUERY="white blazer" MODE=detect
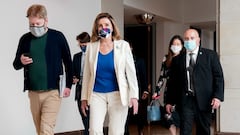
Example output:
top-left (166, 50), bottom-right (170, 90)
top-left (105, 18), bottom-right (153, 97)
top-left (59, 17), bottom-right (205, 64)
top-left (81, 40), bottom-right (139, 106)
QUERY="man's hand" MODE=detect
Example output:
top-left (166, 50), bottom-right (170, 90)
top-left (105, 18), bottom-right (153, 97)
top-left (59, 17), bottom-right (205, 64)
top-left (20, 54), bottom-right (33, 65)
top-left (211, 98), bottom-right (221, 109)
top-left (141, 91), bottom-right (148, 100)
top-left (73, 76), bottom-right (79, 84)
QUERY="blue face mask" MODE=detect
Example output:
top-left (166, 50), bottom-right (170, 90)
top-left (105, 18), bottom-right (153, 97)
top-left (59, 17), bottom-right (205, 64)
top-left (99, 28), bottom-right (111, 38)
top-left (184, 40), bottom-right (197, 51)
top-left (80, 46), bottom-right (87, 52)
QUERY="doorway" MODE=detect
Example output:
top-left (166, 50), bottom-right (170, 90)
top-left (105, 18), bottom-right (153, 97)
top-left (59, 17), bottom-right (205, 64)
top-left (124, 23), bottom-right (156, 94)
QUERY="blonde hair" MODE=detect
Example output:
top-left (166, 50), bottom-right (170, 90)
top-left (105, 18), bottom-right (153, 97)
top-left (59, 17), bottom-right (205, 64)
top-left (26, 4), bottom-right (47, 19)
top-left (91, 12), bottom-right (121, 42)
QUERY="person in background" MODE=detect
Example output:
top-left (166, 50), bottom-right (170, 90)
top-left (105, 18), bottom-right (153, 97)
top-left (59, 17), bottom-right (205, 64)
top-left (72, 32), bottom-right (90, 135)
top-left (13, 4), bottom-right (72, 135)
top-left (152, 35), bottom-right (185, 135)
top-left (124, 43), bottom-right (149, 135)
top-left (81, 12), bottom-right (139, 135)
top-left (166, 29), bottom-right (224, 135)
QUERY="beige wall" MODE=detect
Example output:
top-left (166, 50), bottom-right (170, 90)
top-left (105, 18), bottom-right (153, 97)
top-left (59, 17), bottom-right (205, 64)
top-left (183, 0), bottom-right (216, 23)
top-left (218, 0), bottom-right (240, 132)
top-left (102, 0), bottom-right (124, 37)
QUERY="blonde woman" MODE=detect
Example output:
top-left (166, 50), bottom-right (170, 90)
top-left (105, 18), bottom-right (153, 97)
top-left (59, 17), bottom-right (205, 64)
top-left (81, 13), bottom-right (139, 135)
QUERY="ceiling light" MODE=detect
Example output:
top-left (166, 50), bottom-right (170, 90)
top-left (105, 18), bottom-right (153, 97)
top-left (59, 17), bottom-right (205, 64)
top-left (135, 13), bottom-right (155, 24)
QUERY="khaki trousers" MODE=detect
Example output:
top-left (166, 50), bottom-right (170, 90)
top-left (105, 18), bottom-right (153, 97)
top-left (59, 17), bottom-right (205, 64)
top-left (89, 91), bottom-right (128, 135)
top-left (28, 90), bottom-right (61, 135)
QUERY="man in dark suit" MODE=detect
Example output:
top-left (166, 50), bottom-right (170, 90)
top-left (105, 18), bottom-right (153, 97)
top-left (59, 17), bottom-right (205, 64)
top-left (165, 29), bottom-right (224, 135)
top-left (72, 32), bottom-right (90, 135)
top-left (125, 45), bottom-right (149, 135)
top-left (133, 55), bottom-right (149, 135)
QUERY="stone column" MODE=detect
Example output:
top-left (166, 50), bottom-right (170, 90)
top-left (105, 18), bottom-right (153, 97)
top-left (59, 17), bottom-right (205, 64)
top-left (217, 0), bottom-right (240, 133)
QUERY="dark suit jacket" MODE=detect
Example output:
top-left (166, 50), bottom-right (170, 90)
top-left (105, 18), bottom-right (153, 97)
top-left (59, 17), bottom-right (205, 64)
top-left (134, 57), bottom-right (148, 100)
top-left (72, 52), bottom-right (84, 101)
top-left (166, 47), bottom-right (224, 111)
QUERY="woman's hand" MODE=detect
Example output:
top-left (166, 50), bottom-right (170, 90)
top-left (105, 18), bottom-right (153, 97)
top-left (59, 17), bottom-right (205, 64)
top-left (152, 92), bottom-right (160, 100)
top-left (63, 88), bottom-right (71, 97)
top-left (130, 98), bottom-right (138, 115)
top-left (81, 100), bottom-right (89, 117)
top-left (165, 104), bottom-right (173, 114)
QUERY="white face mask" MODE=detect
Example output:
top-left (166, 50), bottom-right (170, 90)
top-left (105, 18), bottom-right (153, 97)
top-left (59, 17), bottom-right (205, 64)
top-left (29, 25), bottom-right (47, 37)
top-left (170, 45), bottom-right (182, 54)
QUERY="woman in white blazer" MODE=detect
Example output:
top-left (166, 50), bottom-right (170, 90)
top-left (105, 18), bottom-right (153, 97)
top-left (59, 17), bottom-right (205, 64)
top-left (81, 13), bottom-right (139, 135)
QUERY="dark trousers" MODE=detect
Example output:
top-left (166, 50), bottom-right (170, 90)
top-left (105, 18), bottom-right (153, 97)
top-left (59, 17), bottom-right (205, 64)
top-left (180, 95), bottom-right (211, 135)
top-left (77, 99), bottom-right (90, 135)
top-left (124, 99), bottom-right (148, 135)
